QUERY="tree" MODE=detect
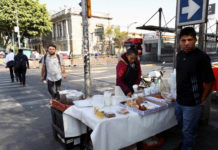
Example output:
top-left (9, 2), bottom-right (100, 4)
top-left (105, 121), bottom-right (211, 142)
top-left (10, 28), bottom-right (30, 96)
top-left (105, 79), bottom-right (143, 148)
top-left (0, 0), bottom-right (52, 49)
top-left (103, 26), bottom-right (128, 55)
top-left (104, 25), bottom-right (114, 55)
top-left (113, 27), bottom-right (128, 53)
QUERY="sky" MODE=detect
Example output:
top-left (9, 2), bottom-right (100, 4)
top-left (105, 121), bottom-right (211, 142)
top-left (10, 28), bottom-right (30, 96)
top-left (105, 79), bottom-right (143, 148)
top-left (39, 0), bottom-right (218, 34)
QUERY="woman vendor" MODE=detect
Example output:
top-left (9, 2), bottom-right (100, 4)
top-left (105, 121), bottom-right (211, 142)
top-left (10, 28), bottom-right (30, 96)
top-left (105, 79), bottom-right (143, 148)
top-left (116, 47), bottom-right (142, 97)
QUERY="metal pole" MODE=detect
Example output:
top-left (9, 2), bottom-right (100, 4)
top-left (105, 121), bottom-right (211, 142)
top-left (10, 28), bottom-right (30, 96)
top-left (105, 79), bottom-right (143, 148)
top-left (199, 23), bottom-right (206, 51)
top-left (216, 21), bottom-right (218, 53)
top-left (157, 8), bottom-right (162, 61)
top-left (173, 0), bottom-right (181, 68)
top-left (205, 22), bottom-right (208, 52)
top-left (15, 9), bottom-right (21, 49)
top-left (12, 31), bottom-right (15, 52)
top-left (82, 0), bottom-right (91, 98)
top-left (127, 22), bottom-right (137, 37)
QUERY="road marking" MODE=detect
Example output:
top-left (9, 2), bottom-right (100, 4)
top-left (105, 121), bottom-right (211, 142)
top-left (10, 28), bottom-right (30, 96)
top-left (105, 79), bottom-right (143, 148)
top-left (143, 64), bottom-right (156, 66)
top-left (93, 75), bottom-right (116, 80)
top-left (92, 67), bottom-right (108, 70)
top-left (95, 87), bottom-right (114, 92)
top-left (0, 94), bottom-right (46, 102)
top-left (69, 75), bottom-right (115, 82)
top-left (0, 84), bottom-right (22, 89)
top-left (0, 98), bottom-right (50, 110)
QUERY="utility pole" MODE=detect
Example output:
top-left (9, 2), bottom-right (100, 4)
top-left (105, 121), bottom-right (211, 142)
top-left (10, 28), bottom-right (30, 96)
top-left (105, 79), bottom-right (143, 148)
top-left (82, 0), bottom-right (91, 97)
top-left (199, 23), bottom-right (206, 51)
top-left (12, 32), bottom-right (15, 52)
top-left (157, 8), bottom-right (162, 62)
top-left (15, 9), bottom-right (21, 49)
top-left (127, 22), bottom-right (137, 37)
top-left (173, 0), bottom-right (182, 68)
top-left (216, 21), bottom-right (218, 53)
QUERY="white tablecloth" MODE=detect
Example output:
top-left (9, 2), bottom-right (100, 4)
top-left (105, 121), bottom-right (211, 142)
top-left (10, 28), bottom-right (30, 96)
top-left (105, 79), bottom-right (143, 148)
top-left (63, 104), bottom-right (177, 150)
top-left (62, 112), bottom-right (87, 138)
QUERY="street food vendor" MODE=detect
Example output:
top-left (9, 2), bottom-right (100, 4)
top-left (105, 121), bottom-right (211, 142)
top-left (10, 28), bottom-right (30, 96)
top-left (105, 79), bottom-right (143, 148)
top-left (116, 47), bottom-right (141, 97)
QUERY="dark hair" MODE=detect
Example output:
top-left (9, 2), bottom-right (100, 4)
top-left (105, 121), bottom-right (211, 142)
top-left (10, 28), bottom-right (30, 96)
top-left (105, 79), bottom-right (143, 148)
top-left (127, 46), bottom-right (138, 56)
top-left (47, 44), bottom-right (56, 49)
top-left (179, 27), bottom-right (196, 39)
top-left (9, 49), bottom-right (13, 52)
top-left (18, 49), bottom-right (23, 53)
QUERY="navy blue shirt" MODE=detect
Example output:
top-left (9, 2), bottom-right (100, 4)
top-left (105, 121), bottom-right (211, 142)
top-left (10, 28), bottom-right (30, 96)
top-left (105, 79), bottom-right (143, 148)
top-left (176, 48), bottom-right (215, 106)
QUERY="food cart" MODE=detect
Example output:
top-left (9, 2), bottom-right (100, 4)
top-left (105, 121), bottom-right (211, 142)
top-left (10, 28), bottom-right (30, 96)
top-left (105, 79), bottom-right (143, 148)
top-left (51, 85), bottom-right (177, 150)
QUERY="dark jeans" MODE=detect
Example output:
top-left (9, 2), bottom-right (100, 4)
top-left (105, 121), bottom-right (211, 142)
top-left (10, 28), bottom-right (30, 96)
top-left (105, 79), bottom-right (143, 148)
top-left (175, 102), bottom-right (202, 150)
top-left (47, 79), bottom-right (62, 99)
top-left (17, 67), bottom-right (27, 85)
top-left (9, 66), bottom-right (14, 81)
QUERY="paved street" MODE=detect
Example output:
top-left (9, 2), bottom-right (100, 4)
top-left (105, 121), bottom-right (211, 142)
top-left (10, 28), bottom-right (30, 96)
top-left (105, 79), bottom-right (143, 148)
top-left (0, 63), bottom-right (218, 150)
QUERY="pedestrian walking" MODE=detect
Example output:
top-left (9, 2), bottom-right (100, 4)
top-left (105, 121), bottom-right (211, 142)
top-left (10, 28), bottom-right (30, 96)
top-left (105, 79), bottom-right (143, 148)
top-left (5, 49), bottom-right (15, 82)
top-left (175, 27), bottom-right (215, 150)
top-left (14, 49), bottom-right (29, 86)
top-left (41, 44), bottom-right (66, 100)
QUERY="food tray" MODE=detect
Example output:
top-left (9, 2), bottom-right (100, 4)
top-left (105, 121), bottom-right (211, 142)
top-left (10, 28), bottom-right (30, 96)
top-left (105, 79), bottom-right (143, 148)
top-left (119, 98), bottom-right (175, 116)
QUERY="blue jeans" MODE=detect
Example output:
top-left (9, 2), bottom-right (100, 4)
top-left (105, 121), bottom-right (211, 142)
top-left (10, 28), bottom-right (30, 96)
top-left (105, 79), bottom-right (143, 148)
top-left (175, 102), bottom-right (202, 150)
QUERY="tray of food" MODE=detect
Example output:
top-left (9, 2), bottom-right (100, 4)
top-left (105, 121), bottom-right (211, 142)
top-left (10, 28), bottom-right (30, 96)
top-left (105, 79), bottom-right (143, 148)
top-left (120, 96), bottom-right (175, 116)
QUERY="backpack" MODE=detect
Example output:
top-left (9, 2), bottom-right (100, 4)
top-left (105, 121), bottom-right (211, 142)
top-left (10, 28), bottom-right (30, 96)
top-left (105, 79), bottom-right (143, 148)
top-left (43, 54), bottom-right (61, 67)
top-left (14, 55), bottom-right (26, 70)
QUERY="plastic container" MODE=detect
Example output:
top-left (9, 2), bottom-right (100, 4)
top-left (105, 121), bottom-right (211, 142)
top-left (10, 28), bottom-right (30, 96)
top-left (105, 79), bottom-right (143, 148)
top-left (104, 91), bottom-right (112, 106)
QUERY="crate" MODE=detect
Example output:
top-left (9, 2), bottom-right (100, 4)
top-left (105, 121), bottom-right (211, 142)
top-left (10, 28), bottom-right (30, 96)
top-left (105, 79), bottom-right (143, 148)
top-left (50, 106), bottom-right (81, 149)
top-left (51, 99), bottom-right (71, 112)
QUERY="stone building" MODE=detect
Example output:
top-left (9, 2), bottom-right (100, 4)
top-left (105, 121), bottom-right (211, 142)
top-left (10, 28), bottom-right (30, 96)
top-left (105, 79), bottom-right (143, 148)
top-left (30, 7), bottom-right (112, 55)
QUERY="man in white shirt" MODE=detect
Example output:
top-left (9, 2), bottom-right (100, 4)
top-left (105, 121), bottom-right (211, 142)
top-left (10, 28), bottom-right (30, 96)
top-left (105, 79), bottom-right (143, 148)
top-left (5, 49), bottom-right (15, 82)
top-left (41, 44), bottom-right (66, 100)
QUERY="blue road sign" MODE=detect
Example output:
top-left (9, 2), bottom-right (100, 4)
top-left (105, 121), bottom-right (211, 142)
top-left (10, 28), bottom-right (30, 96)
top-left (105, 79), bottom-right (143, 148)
top-left (177, 0), bottom-right (208, 26)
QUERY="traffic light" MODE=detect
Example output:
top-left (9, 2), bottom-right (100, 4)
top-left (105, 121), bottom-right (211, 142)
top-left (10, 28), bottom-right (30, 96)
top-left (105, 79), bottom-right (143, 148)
top-left (87, 0), bottom-right (91, 18)
top-left (79, 0), bottom-right (91, 18)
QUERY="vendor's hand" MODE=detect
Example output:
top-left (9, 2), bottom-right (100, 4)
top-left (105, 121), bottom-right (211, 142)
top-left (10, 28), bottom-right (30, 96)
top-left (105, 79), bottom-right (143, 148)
top-left (41, 76), bottom-right (44, 82)
top-left (127, 92), bottom-right (132, 97)
top-left (63, 73), bottom-right (66, 79)
top-left (201, 98), bottom-right (206, 105)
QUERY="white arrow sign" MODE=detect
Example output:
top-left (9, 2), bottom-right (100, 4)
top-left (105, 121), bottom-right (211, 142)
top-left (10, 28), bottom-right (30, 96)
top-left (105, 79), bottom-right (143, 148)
top-left (182, 0), bottom-right (200, 19)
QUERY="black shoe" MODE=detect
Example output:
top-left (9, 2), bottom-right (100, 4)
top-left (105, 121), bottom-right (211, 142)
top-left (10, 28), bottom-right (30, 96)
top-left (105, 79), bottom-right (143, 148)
top-left (173, 142), bottom-right (182, 150)
top-left (11, 79), bottom-right (14, 82)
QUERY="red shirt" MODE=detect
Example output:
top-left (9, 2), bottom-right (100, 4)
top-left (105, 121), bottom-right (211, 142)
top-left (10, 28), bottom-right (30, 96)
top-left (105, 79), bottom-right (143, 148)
top-left (116, 53), bottom-right (141, 95)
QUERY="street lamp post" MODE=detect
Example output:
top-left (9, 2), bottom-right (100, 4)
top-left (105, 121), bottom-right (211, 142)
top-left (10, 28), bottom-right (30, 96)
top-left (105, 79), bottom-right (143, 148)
top-left (127, 22), bottom-right (137, 37)
top-left (15, 9), bottom-right (21, 49)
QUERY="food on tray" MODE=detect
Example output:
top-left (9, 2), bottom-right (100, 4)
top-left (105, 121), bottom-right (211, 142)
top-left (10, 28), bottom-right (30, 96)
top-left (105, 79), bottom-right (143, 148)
top-left (124, 96), bottom-right (161, 111)
top-left (94, 107), bottom-right (104, 119)
top-left (136, 96), bottom-right (143, 105)
top-left (104, 112), bottom-right (116, 118)
top-left (119, 109), bottom-right (129, 114)
top-left (139, 104), bottom-right (147, 111)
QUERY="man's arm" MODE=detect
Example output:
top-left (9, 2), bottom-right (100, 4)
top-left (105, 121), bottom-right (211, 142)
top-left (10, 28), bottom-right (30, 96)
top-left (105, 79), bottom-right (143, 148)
top-left (41, 65), bottom-right (46, 81)
top-left (61, 65), bottom-right (66, 79)
top-left (201, 81), bottom-right (214, 104)
top-left (26, 56), bottom-right (30, 68)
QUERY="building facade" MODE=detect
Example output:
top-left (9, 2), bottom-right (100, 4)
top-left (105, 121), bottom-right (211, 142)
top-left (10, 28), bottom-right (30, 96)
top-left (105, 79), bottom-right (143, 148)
top-left (30, 7), bottom-right (112, 55)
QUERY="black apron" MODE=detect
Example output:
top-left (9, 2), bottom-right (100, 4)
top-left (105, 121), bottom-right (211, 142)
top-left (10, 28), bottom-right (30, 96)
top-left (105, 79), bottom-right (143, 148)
top-left (123, 62), bottom-right (138, 93)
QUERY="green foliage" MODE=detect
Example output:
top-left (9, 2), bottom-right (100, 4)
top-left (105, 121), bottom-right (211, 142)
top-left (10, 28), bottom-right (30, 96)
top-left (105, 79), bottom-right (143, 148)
top-left (104, 26), bottom-right (128, 49)
top-left (0, 0), bottom-right (52, 47)
top-left (113, 27), bottom-right (128, 49)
